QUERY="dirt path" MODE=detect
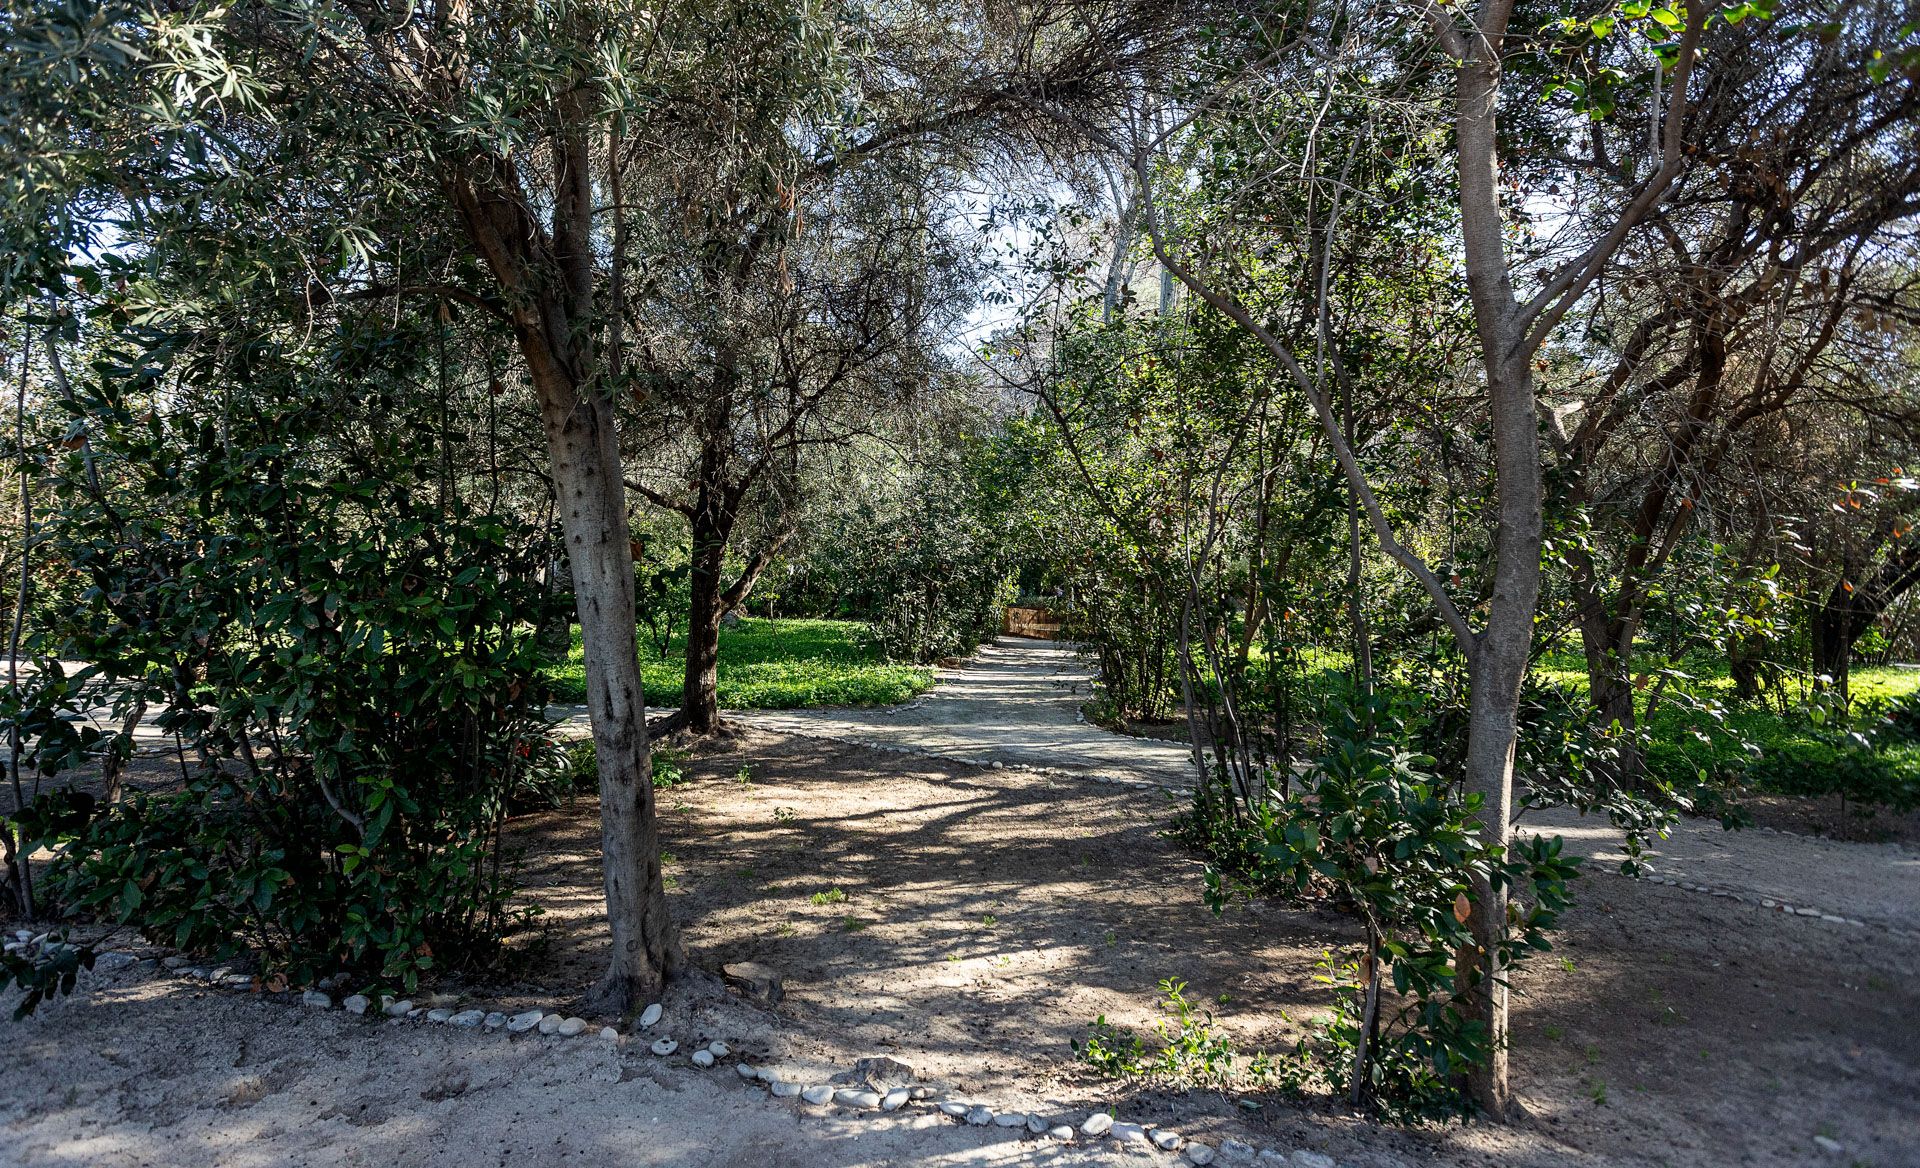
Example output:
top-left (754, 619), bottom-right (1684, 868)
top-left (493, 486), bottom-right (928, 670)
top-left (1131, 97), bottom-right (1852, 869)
top-left (0, 972), bottom-right (1136, 1168)
top-left (734, 634), bottom-right (1920, 939)
top-left (556, 637), bottom-right (1197, 785)
top-left (9, 639), bottom-right (1918, 1167)
top-left (1526, 806), bottom-right (1920, 936)
top-left (18, 728), bottom-right (1912, 1167)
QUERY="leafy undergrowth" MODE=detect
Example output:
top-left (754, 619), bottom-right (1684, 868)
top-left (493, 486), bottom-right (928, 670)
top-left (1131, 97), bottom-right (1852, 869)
top-left (541, 618), bottom-right (932, 709)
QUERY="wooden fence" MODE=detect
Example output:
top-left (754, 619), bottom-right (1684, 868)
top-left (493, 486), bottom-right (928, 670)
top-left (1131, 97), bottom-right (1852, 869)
top-left (1002, 605), bottom-right (1062, 639)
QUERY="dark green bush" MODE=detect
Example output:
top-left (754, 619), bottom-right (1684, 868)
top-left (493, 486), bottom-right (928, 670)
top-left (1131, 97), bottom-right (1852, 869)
top-left (1200, 695), bottom-right (1579, 1120)
top-left (30, 358), bottom-right (563, 993)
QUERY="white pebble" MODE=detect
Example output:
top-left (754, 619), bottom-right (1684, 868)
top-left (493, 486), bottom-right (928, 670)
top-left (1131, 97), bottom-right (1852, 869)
top-left (1081, 1112), bottom-right (1114, 1136)
top-left (301, 991), bottom-right (333, 1010)
top-left (1112, 1122), bottom-right (1148, 1143)
top-left (882, 1088), bottom-right (910, 1111)
top-left (426, 1008), bottom-right (454, 1023)
top-left (449, 1009), bottom-right (485, 1027)
top-left (650, 1038), bottom-right (678, 1056)
top-left (736, 1063), bottom-right (760, 1080)
top-left (1154, 1129), bottom-right (1184, 1150)
top-left (994, 1112), bottom-right (1026, 1127)
top-left (599, 1026), bottom-right (620, 1041)
top-left (1188, 1145), bottom-right (1217, 1165)
top-left (838, 1089), bottom-right (883, 1109)
top-left (557, 1017), bottom-right (587, 1037)
top-left (343, 995), bottom-right (371, 1015)
top-left (965, 1105), bottom-right (993, 1125)
top-left (938, 1101), bottom-right (970, 1118)
top-left (639, 1002), bottom-right (663, 1027)
top-left (770, 1081), bottom-right (803, 1098)
top-left (801, 1085), bottom-right (834, 1105)
top-left (1048, 1126), bottom-right (1075, 1142)
top-left (483, 1012), bottom-right (507, 1029)
top-left (383, 998), bottom-right (414, 1018)
top-left (691, 1049), bottom-right (715, 1067)
top-left (1027, 1115), bottom-right (1048, 1133)
top-left (537, 1014), bottom-right (562, 1035)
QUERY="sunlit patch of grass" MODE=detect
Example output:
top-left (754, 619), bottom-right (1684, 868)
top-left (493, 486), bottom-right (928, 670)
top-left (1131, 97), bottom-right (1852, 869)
top-left (541, 618), bottom-right (932, 708)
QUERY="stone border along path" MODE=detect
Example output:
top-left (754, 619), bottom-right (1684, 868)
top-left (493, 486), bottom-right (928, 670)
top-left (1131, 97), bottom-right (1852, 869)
top-left (5, 932), bottom-right (1367, 1168)
top-left (1584, 843), bottom-right (1920, 943)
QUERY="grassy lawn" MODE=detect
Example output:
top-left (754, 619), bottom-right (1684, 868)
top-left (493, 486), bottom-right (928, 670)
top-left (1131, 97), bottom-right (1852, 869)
top-left (1531, 647), bottom-right (1920, 788)
top-left (1231, 639), bottom-right (1920, 795)
top-left (541, 617), bottom-right (933, 710)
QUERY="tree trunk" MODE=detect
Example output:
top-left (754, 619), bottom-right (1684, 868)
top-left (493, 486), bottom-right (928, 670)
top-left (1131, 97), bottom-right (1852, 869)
top-left (1577, 599), bottom-right (1643, 789)
top-left (1812, 583), bottom-right (1856, 704)
top-left (1455, 348), bottom-right (1538, 1115)
top-left (1452, 33), bottom-right (1543, 1110)
top-left (681, 505), bottom-right (729, 735)
top-left (539, 376), bottom-right (685, 1012)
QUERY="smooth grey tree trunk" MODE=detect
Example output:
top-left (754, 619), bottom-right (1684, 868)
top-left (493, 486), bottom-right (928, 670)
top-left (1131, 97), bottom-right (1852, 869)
top-left (537, 370), bottom-right (684, 1011)
top-left (447, 101), bottom-right (685, 1012)
top-left (1451, 48), bottom-right (1541, 1113)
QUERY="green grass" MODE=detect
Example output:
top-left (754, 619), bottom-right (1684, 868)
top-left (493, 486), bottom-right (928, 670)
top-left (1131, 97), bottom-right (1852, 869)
top-left (1529, 646), bottom-right (1920, 794)
top-left (1236, 636), bottom-right (1920, 801)
top-left (542, 617), bottom-right (932, 709)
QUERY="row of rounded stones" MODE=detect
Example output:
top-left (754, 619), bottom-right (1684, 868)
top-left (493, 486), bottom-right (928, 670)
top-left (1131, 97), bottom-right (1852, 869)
top-left (730, 1061), bottom-right (1341, 1167)
top-left (1606, 869), bottom-right (1917, 940)
top-left (294, 989), bottom-right (694, 1046)
top-left (149, 956), bottom-right (1319, 1166)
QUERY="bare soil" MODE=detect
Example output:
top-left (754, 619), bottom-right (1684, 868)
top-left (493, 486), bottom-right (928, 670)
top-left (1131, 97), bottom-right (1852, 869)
top-left (485, 727), bottom-right (1920, 1168)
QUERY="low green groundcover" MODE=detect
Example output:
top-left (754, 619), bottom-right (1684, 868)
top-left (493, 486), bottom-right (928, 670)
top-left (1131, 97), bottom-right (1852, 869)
top-left (541, 617), bottom-right (933, 709)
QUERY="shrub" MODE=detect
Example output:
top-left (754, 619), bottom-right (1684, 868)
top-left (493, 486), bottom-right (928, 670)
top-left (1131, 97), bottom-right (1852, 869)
top-left (1203, 694), bottom-right (1579, 1119)
top-left (26, 377), bottom-right (562, 996)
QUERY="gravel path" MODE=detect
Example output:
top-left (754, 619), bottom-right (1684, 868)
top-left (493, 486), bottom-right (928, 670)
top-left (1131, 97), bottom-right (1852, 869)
top-left (688, 634), bottom-right (1920, 938)
top-left (554, 636), bottom-right (1197, 785)
top-left (743, 638), bottom-right (1194, 784)
top-left (1526, 804), bottom-right (1920, 935)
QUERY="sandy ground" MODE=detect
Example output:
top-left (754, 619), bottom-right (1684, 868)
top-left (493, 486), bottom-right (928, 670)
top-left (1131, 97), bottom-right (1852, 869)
top-left (5, 640), bottom-right (1918, 1167)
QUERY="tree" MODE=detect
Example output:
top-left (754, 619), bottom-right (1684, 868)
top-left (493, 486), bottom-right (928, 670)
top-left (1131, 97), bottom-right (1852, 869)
top-left (617, 144), bottom-right (975, 735)
top-left (1544, 6), bottom-right (1920, 768)
top-left (3, 0), bottom-right (1211, 1008)
top-left (1035, 0), bottom-right (1728, 1113)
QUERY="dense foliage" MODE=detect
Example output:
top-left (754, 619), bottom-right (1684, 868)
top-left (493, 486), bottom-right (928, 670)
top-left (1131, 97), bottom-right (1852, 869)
top-left (9, 315), bottom-right (562, 991)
